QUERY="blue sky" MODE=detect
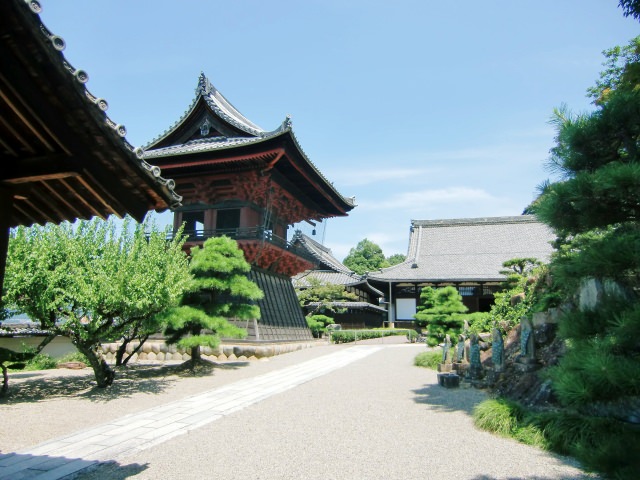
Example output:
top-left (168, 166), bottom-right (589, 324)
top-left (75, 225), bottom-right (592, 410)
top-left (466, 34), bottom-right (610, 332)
top-left (40, 1), bottom-right (638, 261)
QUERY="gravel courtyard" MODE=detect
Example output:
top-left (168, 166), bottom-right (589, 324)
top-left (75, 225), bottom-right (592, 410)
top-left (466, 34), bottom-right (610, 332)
top-left (0, 338), bottom-right (597, 479)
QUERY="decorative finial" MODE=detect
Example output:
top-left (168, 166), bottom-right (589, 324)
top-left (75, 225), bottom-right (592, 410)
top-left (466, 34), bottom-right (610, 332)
top-left (200, 118), bottom-right (211, 137)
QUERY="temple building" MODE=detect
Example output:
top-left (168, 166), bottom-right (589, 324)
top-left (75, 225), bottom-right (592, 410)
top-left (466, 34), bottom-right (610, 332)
top-left (142, 74), bottom-right (356, 341)
top-left (368, 216), bottom-right (556, 328)
top-left (0, 0), bottom-right (181, 296)
top-left (292, 233), bottom-right (386, 329)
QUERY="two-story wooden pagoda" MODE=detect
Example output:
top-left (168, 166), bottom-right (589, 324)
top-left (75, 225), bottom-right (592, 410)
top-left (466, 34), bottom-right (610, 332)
top-left (142, 74), bottom-right (356, 341)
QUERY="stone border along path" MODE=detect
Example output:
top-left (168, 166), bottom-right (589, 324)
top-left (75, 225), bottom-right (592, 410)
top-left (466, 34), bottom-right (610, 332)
top-left (0, 345), bottom-right (384, 480)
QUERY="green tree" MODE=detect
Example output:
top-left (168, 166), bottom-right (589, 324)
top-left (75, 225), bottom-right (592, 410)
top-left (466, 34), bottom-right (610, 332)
top-left (619, 0), bottom-right (640, 20)
top-left (386, 253), bottom-right (406, 266)
top-left (414, 286), bottom-right (468, 347)
top-left (159, 236), bottom-right (263, 367)
top-left (499, 257), bottom-right (543, 290)
top-left (296, 277), bottom-right (357, 316)
top-left (305, 314), bottom-right (334, 338)
top-left (529, 35), bottom-right (640, 477)
top-left (343, 239), bottom-right (389, 274)
top-left (4, 216), bottom-right (191, 387)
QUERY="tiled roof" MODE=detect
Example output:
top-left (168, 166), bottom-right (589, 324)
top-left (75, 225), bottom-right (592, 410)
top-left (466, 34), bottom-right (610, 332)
top-left (369, 215), bottom-right (556, 283)
top-left (292, 270), bottom-right (359, 288)
top-left (141, 74), bottom-right (356, 211)
top-left (143, 131), bottom-right (281, 160)
top-left (306, 301), bottom-right (387, 313)
top-left (1, 0), bottom-right (182, 227)
top-left (293, 233), bottom-right (353, 274)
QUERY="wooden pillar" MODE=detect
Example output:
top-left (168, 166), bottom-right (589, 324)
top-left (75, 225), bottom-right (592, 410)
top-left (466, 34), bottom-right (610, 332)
top-left (387, 282), bottom-right (395, 328)
top-left (0, 189), bottom-right (13, 300)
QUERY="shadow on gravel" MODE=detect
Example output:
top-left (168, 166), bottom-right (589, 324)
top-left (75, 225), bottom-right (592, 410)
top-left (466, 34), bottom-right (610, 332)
top-left (412, 383), bottom-right (488, 415)
top-left (0, 361), bottom-right (250, 405)
top-left (75, 459), bottom-right (149, 479)
top-left (0, 452), bottom-right (147, 480)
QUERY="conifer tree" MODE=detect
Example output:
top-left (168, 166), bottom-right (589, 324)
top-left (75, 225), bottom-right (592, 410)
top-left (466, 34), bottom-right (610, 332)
top-left (531, 35), bottom-right (640, 477)
top-left (160, 236), bottom-right (263, 366)
top-left (414, 286), bottom-right (467, 347)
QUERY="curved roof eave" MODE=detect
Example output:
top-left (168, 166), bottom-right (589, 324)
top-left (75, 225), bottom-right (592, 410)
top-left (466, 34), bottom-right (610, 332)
top-left (143, 119), bottom-right (356, 212)
top-left (3, 0), bottom-right (182, 222)
top-left (145, 73), bottom-right (265, 150)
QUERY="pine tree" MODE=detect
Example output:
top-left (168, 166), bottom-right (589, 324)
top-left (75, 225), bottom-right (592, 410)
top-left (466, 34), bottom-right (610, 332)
top-left (160, 237), bottom-right (263, 366)
top-left (414, 286), bottom-right (467, 347)
top-left (531, 35), bottom-right (640, 477)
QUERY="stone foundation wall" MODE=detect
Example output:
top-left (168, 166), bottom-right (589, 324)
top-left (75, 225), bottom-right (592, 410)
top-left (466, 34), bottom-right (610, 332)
top-left (97, 340), bottom-right (316, 364)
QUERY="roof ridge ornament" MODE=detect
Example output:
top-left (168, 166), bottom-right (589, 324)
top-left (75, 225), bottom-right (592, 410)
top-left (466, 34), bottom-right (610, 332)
top-left (200, 118), bottom-right (211, 137)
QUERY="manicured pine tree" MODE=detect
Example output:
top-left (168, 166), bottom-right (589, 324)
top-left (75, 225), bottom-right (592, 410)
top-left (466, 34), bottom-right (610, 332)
top-left (531, 35), bottom-right (640, 477)
top-left (160, 236), bottom-right (263, 366)
top-left (414, 286), bottom-right (467, 347)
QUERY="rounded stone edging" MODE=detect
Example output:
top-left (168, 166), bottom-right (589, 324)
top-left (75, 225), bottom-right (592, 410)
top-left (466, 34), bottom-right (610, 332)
top-left (98, 341), bottom-right (315, 364)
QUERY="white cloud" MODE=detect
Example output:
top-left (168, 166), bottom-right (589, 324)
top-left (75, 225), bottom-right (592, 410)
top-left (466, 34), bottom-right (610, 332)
top-left (358, 187), bottom-right (501, 211)
top-left (333, 167), bottom-right (440, 187)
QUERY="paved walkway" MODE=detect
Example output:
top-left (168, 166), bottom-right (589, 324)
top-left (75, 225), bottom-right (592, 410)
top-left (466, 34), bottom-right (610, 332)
top-left (0, 345), bottom-right (383, 479)
top-left (1, 342), bottom-right (595, 480)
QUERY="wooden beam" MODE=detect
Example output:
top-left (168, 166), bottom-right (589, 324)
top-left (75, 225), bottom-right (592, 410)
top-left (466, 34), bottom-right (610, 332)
top-left (1, 154), bottom-right (78, 184)
top-left (30, 185), bottom-right (68, 221)
top-left (59, 178), bottom-right (103, 218)
top-left (0, 112), bottom-right (34, 155)
top-left (0, 80), bottom-right (56, 153)
top-left (40, 180), bottom-right (83, 218)
top-left (75, 175), bottom-right (120, 217)
top-left (21, 197), bottom-right (54, 224)
top-left (3, 171), bottom-right (79, 185)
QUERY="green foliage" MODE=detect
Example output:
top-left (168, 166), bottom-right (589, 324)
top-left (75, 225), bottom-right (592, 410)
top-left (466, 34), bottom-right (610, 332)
top-left (486, 260), bottom-right (552, 333)
top-left (414, 286), bottom-right (467, 345)
top-left (473, 398), bottom-right (527, 439)
top-left (161, 236), bottom-right (262, 366)
top-left (587, 35), bottom-right (640, 102)
top-left (413, 350), bottom-right (442, 370)
top-left (58, 351), bottom-right (89, 364)
top-left (329, 329), bottom-right (414, 344)
top-left (466, 312), bottom-right (491, 334)
top-left (619, 1), bottom-right (640, 21)
top-left (474, 398), bottom-right (640, 479)
top-left (342, 239), bottom-right (389, 274)
top-left (4, 215), bottom-right (191, 387)
top-left (548, 299), bottom-right (640, 406)
top-left (548, 226), bottom-right (640, 292)
top-left (386, 253), bottom-right (406, 266)
top-left (521, 36), bottom-right (640, 479)
top-left (306, 314), bottom-right (334, 338)
top-left (296, 277), bottom-right (357, 315)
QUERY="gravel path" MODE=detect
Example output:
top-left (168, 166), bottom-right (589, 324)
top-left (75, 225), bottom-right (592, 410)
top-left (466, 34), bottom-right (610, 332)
top-left (44, 340), bottom-right (595, 480)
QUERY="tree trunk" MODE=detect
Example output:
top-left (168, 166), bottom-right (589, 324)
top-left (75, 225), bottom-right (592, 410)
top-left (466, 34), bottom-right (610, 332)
top-left (76, 343), bottom-right (114, 388)
top-left (117, 334), bottom-right (149, 367)
top-left (1, 364), bottom-right (8, 397)
top-left (190, 345), bottom-right (201, 367)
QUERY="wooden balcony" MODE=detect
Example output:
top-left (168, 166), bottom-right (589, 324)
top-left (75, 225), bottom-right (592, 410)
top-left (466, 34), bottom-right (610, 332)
top-left (169, 227), bottom-right (317, 274)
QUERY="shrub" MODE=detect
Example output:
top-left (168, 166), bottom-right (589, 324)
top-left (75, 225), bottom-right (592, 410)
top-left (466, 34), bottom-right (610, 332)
top-left (414, 350), bottom-right (441, 369)
top-left (8, 344), bottom-right (58, 371)
top-left (474, 399), bottom-right (640, 479)
top-left (329, 329), bottom-right (414, 344)
top-left (58, 351), bottom-right (90, 364)
top-left (466, 312), bottom-right (491, 333)
top-left (306, 314), bottom-right (334, 338)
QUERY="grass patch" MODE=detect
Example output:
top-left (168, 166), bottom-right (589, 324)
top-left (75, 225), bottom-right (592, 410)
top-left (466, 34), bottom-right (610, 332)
top-left (473, 398), bottom-right (640, 479)
top-left (57, 351), bottom-right (90, 364)
top-left (414, 350), bottom-right (442, 370)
